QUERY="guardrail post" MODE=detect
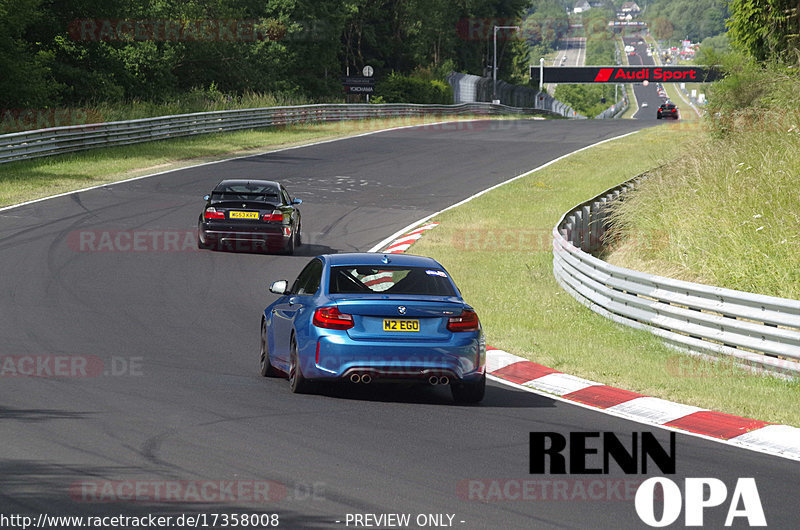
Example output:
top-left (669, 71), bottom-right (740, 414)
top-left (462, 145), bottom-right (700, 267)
top-left (572, 210), bottom-right (583, 247)
top-left (581, 205), bottom-right (592, 250)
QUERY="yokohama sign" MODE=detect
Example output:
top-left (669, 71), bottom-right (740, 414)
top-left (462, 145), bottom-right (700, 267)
top-left (531, 66), bottom-right (721, 84)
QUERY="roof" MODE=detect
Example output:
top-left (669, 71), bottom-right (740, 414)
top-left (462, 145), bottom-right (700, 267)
top-left (323, 252), bottom-right (444, 268)
top-left (214, 179), bottom-right (281, 190)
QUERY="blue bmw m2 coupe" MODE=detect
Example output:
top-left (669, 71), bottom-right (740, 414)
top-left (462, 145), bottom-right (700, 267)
top-left (260, 253), bottom-right (486, 403)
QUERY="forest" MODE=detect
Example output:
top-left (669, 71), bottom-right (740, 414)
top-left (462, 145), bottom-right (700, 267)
top-left (643, 0), bottom-right (728, 43)
top-left (2, 0), bottom-right (797, 113)
top-left (0, 0), bottom-right (542, 108)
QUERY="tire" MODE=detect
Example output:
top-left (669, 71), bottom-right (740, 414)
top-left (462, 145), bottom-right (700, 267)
top-left (197, 229), bottom-right (210, 250)
top-left (259, 320), bottom-right (277, 377)
top-left (451, 373), bottom-right (485, 404)
top-left (288, 337), bottom-right (311, 394)
top-left (281, 230), bottom-right (295, 255)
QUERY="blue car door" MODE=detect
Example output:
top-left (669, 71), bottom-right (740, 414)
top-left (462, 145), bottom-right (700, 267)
top-left (270, 259), bottom-right (323, 364)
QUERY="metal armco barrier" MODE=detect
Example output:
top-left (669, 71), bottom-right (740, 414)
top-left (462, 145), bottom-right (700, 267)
top-left (0, 102), bottom-right (550, 164)
top-left (595, 85), bottom-right (629, 120)
top-left (446, 72), bottom-right (585, 118)
top-left (552, 177), bottom-right (800, 376)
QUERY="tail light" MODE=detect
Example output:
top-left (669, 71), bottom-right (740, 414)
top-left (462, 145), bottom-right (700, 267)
top-left (263, 211), bottom-right (283, 222)
top-left (313, 306), bottom-right (354, 330)
top-left (204, 207), bottom-right (225, 220)
top-left (447, 309), bottom-right (480, 332)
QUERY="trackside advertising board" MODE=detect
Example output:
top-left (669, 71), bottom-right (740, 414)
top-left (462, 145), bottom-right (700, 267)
top-left (530, 66), bottom-right (722, 84)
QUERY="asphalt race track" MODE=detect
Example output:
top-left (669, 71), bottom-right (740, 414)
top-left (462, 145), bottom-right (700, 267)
top-left (625, 37), bottom-right (670, 121)
top-left (1, 119), bottom-right (798, 529)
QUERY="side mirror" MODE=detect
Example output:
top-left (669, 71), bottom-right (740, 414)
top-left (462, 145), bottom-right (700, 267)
top-left (291, 198), bottom-right (302, 206)
top-left (203, 195), bottom-right (210, 201)
top-left (270, 280), bottom-right (289, 295)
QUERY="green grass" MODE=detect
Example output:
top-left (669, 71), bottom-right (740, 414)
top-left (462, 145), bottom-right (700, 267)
top-left (0, 115), bottom-right (496, 207)
top-left (619, 86), bottom-right (637, 119)
top-left (411, 125), bottom-right (800, 427)
top-left (604, 130), bottom-right (800, 300)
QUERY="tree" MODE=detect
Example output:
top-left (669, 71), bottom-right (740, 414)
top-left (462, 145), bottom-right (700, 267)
top-left (0, 0), bottom-right (57, 107)
top-left (727, 0), bottom-right (800, 62)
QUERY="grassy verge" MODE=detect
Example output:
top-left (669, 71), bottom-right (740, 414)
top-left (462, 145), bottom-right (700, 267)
top-left (411, 124), bottom-right (800, 427)
top-left (604, 129), bottom-right (800, 300)
top-left (619, 86), bottom-right (637, 119)
top-left (0, 115), bottom-right (499, 207)
top-left (0, 90), bottom-right (319, 134)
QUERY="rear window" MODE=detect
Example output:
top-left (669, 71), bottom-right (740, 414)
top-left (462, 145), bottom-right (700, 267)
top-left (211, 184), bottom-right (280, 203)
top-left (330, 266), bottom-right (456, 296)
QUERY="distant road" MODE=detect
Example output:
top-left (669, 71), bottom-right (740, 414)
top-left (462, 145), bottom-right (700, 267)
top-left (624, 36), bottom-right (664, 121)
top-left (547, 37), bottom-right (586, 95)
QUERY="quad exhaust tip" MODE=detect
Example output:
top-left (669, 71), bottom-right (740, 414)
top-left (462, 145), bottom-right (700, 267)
top-left (428, 376), bottom-right (450, 385)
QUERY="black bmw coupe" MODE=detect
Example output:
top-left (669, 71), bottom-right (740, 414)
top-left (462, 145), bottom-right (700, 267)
top-left (198, 179), bottom-right (302, 254)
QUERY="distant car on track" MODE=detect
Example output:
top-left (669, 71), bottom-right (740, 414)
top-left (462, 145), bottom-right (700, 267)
top-left (260, 253), bottom-right (486, 403)
top-left (657, 103), bottom-right (679, 119)
top-left (198, 179), bottom-right (302, 253)
top-left (641, 102), bottom-right (649, 108)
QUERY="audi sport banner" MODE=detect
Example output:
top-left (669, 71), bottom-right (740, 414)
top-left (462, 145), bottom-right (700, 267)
top-left (530, 66), bottom-right (722, 84)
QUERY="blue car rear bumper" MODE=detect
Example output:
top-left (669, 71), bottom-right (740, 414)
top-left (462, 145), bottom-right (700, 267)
top-left (298, 332), bottom-right (485, 382)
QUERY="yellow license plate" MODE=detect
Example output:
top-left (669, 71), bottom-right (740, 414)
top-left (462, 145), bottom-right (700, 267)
top-left (229, 211), bottom-right (259, 219)
top-left (383, 319), bottom-right (419, 332)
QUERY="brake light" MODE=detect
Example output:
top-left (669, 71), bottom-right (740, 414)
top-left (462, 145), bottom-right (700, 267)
top-left (313, 306), bottom-right (354, 330)
top-left (263, 211), bottom-right (283, 222)
top-left (204, 207), bottom-right (225, 220)
top-left (447, 310), bottom-right (480, 332)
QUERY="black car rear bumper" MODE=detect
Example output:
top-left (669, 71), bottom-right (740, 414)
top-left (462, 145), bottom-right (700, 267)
top-left (200, 227), bottom-right (290, 250)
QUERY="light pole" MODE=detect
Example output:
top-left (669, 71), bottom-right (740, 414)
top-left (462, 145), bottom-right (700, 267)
top-left (539, 57), bottom-right (544, 92)
top-left (493, 25), bottom-right (520, 103)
